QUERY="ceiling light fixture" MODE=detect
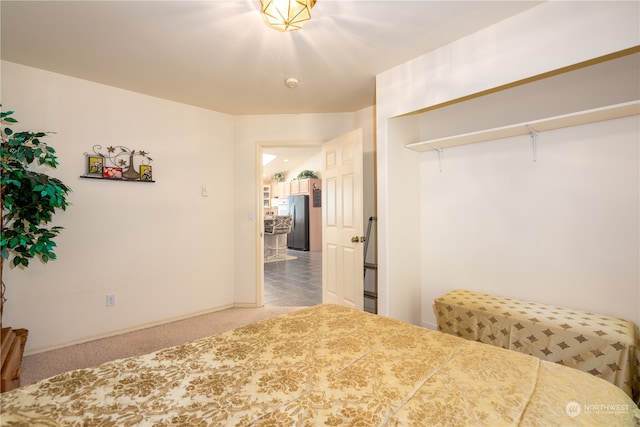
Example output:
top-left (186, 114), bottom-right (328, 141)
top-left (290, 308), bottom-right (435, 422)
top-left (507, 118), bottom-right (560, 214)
top-left (260, 0), bottom-right (316, 32)
top-left (284, 77), bottom-right (299, 88)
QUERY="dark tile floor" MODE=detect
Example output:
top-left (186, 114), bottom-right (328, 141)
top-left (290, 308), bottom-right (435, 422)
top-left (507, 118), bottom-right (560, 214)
top-left (264, 249), bottom-right (322, 306)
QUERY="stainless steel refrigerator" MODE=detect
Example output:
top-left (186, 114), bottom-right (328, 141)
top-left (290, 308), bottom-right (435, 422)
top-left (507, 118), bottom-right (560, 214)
top-left (287, 195), bottom-right (310, 251)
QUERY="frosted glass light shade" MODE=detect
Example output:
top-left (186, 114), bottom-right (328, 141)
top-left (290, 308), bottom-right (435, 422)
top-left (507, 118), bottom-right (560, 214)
top-left (260, 0), bottom-right (316, 32)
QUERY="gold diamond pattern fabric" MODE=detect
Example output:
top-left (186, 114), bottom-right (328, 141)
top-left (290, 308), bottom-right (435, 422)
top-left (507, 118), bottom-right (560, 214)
top-left (1, 304), bottom-right (638, 426)
top-left (434, 289), bottom-right (640, 401)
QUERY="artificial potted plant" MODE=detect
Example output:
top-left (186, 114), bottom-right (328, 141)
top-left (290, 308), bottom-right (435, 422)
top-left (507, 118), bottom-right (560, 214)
top-left (295, 169), bottom-right (318, 180)
top-left (272, 172), bottom-right (285, 183)
top-left (0, 108), bottom-right (71, 387)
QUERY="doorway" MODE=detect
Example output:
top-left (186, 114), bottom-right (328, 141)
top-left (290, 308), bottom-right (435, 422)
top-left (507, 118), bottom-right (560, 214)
top-left (259, 143), bottom-right (323, 307)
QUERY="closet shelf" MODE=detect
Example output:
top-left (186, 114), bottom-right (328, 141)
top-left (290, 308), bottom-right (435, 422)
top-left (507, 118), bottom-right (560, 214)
top-left (405, 100), bottom-right (640, 152)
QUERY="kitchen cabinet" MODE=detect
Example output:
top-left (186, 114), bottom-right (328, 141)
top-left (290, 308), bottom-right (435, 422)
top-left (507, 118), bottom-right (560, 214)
top-left (299, 179), bottom-right (310, 194)
top-left (270, 182), bottom-right (281, 200)
top-left (289, 178), bottom-right (319, 195)
top-left (274, 179), bottom-right (314, 199)
top-left (290, 180), bottom-right (300, 195)
top-left (275, 182), bottom-right (290, 199)
top-left (262, 185), bottom-right (270, 208)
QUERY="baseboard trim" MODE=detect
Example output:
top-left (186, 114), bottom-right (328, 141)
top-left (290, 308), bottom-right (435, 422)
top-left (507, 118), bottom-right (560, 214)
top-left (422, 321), bottom-right (438, 330)
top-left (233, 302), bottom-right (261, 308)
top-left (24, 303), bottom-right (235, 356)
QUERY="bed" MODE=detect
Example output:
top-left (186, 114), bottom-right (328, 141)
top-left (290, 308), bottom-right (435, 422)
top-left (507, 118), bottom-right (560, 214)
top-left (434, 289), bottom-right (640, 400)
top-left (1, 304), bottom-right (638, 426)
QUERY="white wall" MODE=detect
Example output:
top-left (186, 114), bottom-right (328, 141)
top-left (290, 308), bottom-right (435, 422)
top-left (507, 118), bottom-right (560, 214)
top-left (2, 62), bottom-right (236, 353)
top-left (421, 116), bottom-right (639, 328)
top-left (378, 2), bottom-right (640, 120)
top-left (1, 61), bottom-right (376, 352)
top-left (376, 1), bottom-right (640, 326)
top-left (232, 109), bottom-right (374, 305)
top-left (286, 152), bottom-right (322, 181)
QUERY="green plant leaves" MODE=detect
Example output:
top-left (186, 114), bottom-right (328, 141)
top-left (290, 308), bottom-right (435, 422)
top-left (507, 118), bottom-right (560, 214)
top-left (1, 108), bottom-right (71, 268)
top-left (295, 169), bottom-right (318, 180)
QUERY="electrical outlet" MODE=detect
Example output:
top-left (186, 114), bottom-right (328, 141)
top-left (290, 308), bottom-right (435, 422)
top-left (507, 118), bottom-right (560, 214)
top-left (106, 293), bottom-right (116, 307)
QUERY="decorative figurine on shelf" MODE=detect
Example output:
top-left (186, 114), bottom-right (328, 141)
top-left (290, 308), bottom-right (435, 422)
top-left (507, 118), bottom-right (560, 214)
top-left (84, 145), bottom-right (153, 181)
top-left (140, 165), bottom-right (153, 181)
top-left (89, 158), bottom-right (103, 175)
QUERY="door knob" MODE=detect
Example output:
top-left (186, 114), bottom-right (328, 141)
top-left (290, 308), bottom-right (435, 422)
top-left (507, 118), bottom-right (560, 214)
top-left (351, 236), bottom-right (359, 243)
top-left (360, 236), bottom-right (366, 243)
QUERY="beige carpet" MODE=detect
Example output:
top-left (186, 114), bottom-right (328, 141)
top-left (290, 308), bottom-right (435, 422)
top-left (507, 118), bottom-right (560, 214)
top-left (21, 305), bottom-right (305, 386)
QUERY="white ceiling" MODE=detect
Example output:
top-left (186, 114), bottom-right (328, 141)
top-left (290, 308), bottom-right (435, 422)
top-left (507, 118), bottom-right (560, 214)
top-left (1, 1), bottom-right (543, 178)
top-left (1, 1), bottom-right (542, 116)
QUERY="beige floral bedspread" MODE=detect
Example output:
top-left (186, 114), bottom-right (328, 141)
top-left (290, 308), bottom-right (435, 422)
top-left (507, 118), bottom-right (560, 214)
top-left (434, 289), bottom-right (640, 400)
top-left (1, 304), bottom-right (638, 426)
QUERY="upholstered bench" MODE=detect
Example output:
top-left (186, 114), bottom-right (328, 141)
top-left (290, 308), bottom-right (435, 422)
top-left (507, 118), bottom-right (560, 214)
top-left (434, 289), bottom-right (640, 401)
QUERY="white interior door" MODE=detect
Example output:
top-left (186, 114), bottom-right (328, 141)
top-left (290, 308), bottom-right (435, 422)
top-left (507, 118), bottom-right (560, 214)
top-left (322, 129), bottom-right (364, 309)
